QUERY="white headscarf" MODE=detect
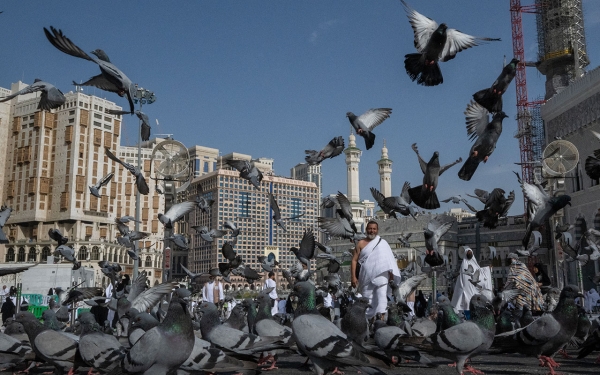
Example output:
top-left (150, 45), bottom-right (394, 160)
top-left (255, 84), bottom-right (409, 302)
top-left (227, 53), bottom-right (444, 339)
top-left (451, 248), bottom-right (480, 312)
top-left (585, 288), bottom-right (599, 312)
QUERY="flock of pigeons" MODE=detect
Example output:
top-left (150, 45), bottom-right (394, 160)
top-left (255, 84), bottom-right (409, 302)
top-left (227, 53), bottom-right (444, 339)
top-left (1, 1), bottom-right (600, 374)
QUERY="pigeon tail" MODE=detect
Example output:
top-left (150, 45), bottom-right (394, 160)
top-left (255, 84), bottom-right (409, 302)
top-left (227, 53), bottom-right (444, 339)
top-left (408, 185), bottom-right (440, 209)
top-left (473, 88), bottom-right (503, 113)
top-left (364, 132), bottom-right (376, 150)
top-left (404, 53), bottom-right (443, 87)
top-left (585, 155), bottom-right (600, 180)
top-left (458, 156), bottom-right (481, 181)
top-left (476, 209), bottom-right (500, 229)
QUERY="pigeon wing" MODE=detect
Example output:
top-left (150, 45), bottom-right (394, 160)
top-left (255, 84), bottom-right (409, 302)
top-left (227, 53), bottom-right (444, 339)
top-left (130, 281), bottom-right (178, 313)
top-left (356, 108), bottom-right (392, 131)
top-left (164, 201), bottom-right (196, 223)
top-left (34, 330), bottom-right (78, 365)
top-left (500, 191), bottom-right (515, 217)
top-left (401, 0), bottom-right (438, 53)
top-left (105, 148), bottom-right (135, 173)
top-left (0, 82), bottom-right (45, 102)
top-left (397, 273), bottom-right (427, 302)
top-left (269, 193), bottom-right (281, 219)
top-left (429, 216), bottom-right (453, 243)
top-left (94, 172), bottom-right (114, 189)
top-left (441, 29), bottom-right (499, 62)
top-left (226, 159), bottom-right (250, 173)
top-left (44, 26), bottom-right (94, 62)
top-left (465, 100), bottom-right (490, 141)
top-left (298, 228), bottom-right (316, 261)
top-left (221, 242), bottom-right (236, 261)
top-left (335, 192), bottom-right (353, 220)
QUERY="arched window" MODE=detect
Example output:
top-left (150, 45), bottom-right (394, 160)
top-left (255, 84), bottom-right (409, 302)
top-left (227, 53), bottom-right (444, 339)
top-left (91, 246), bottom-right (100, 261)
top-left (17, 247), bottom-right (25, 262)
top-left (78, 246), bottom-right (88, 261)
top-left (28, 247), bottom-right (37, 262)
top-left (138, 258), bottom-right (142, 267)
top-left (145, 256), bottom-right (152, 268)
top-left (41, 246), bottom-right (51, 261)
top-left (5, 248), bottom-right (15, 262)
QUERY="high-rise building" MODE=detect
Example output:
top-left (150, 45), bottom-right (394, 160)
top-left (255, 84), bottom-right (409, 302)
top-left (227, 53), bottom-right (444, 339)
top-left (290, 163), bottom-right (322, 200)
top-left (188, 152), bottom-right (319, 291)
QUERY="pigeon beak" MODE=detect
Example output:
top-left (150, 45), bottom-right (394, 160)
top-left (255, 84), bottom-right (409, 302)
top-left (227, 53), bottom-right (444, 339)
top-left (577, 292), bottom-right (584, 298)
top-left (567, 201), bottom-right (572, 206)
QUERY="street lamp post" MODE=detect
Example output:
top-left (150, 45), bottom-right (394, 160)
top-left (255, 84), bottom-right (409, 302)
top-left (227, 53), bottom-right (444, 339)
top-left (132, 86), bottom-right (156, 280)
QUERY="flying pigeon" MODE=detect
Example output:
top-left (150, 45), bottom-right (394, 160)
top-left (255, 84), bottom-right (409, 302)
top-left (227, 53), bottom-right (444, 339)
top-left (346, 108), bottom-right (392, 150)
top-left (515, 171), bottom-right (571, 247)
top-left (0, 205), bottom-right (12, 244)
top-left (585, 149), bottom-right (600, 181)
top-left (379, 182), bottom-right (418, 220)
top-left (88, 172), bottom-right (114, 198)
top-left (409, 143), bottom-right (462, 209)
top-left (400, 0), bottom-right (500, 86)
top-left (44, 26), bottom-right (137, 112)
top-left (0, 79), bottom-right (65, 110)
top-left (321, 196), bottom-right (338, 209)
top-left (163, 233), bottom-right (189, 249)
top-left (105, 147), bottom-right (149, 195)
top-left (475, 188), bottom-right (515, 229)
top-left (473, 58), bottom-right (519, 113)
top-left (305, 136), bottom-right (345, 165)
top-left (106, 109), bottom-right (151, 141)
top-left (195, 188), bottom-right (215, 214)
top-left (223, 220), bottom-right (240, 237)
top-left (289, 228), bottom-right (316, 267)
top-left (158, 200), bottom-right (196, 229)
top-left (117, 215), bottom-right (139, 224)
top-left (192, 225), bottom-right (226, 242)
top-left (269, 193), bottom-right (304, 231)
top-left (397, 232), bottom-right (412, 247)
top-left (370, 187), bottom-right (399, 219)
top-left (458, 101), bottom-right (507, 181)
top-left (226, 159), bottom-right (263, 190)
top-left (423, 215), bottom-right (454, 267)
top-left (441, 195), bottom-right (463, 204)
top-left (258, 252), bottom-right (279, 272)
top-left (318, 216), bottom-right (366, 243)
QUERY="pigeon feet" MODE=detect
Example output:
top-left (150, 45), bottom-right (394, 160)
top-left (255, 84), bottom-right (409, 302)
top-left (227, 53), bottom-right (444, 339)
top-left (260, 361), bottom-right (278, 371)
top-left (331, 367), bottom-right (344, 375)
top-left (539, 355), bottom-right (561, 375)
top-left (463, 365), bottom-right (485, 375)
top-left (483, 156), bottom-right (489, 163)
top-left (86, 369), bottom-right (101, 375)
top-left (448, 362), bottom-right (457, 367)
top-left (558, 348), bottom-right (570, 359)
top-left (472, 151), bottom-right (478, 157)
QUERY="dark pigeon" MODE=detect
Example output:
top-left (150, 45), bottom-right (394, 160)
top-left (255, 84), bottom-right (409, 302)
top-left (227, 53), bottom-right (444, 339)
top-left (78, 312), bottom-right (126, 373)
top-left (305, 136), bottom-right (345, 165)
top-left (106, 147), bottom-right (149, 195)
top-left (423, 215), bottom-right (454, 267)
top-left (0, 78), bottom-right (65, 110)
top-left (0, 206), bottom-right (12, 244)
top-left (473, 58), bottom-right (519, 113)
top-left (226, 159), bottom-right (263, 190)
top-left (346, 108), bottom-right (392, 150)
top-left (106, 109), bottom-right (151, 141)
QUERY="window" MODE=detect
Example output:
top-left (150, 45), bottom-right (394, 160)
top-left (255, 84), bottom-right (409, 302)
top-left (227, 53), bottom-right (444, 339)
top-left (91, 246), bottom-right (100, 261)
top-left (79, 246), bottom-right (88, 261)
top-left (28, 247), bottom-right (36, 262)
top-left (240, 192), bottom-right (250, 217)
top-left (203, 161), bottom-right (209, 173)
top-left (41, 246), bottom-right (51, 261)
top-left (291, 198), bottom-right (302, 221)
top-left (5, 248), bottom-right (15, 262)
top-left (17, 247), bottom-right (25, 262)
top-left (145, 256), bottom-right (152, 268)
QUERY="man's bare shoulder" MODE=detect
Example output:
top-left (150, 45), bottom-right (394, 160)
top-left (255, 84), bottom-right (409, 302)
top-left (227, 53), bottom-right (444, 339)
top-left (355, 239), bottom-right (371, 251)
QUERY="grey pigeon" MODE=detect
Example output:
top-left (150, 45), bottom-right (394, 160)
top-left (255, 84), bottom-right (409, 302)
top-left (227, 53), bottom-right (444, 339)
top-left (226, 159), bottom-right (263, 190)
top-left (397, 232), bottom-right (412, 247)
top-left (117, 215), bottom-right (139, 224)
top-left (179, 335), bottom-right (256, 374)
top-left (78, 312), bottom-right (126, 373)
top-left (89, 171), bottom-right (114, 198)
top-left (305, 135), bottom-right (345, 165)
top-left (106, 147), bottom-right (149, 195)
top-left (269, 193), bottom-right (304, 232)
top-left (289, 228), bottom-right (316, 267)
top-left (515, 171), bottom-right (571, 247)
top-left (44, 26), bottom-right (137, 112)
top-left (195, 186), bottom-right (215, 214)
top-left (127, 312), bottom-right (159, 347)
top-left (408, 143), bottom-right (462, 209)
top-left (458, 101), bottom-right (507, 181)
top-left (0, 330), bottom-right (32, 370)
top-left (335, 191), bottom-right (357, 232)
top-left (15, 311), bottom-right (79, 375)
top-left (389, 274), bottom-right (427, 303)
top-left (292, 281), bottom-right (391, 375)
top-left (473, 58), bottom-right (519, 113)
top-left (475, 188), bottom-right (515, 229)
top-left (42, 309), bottom-right (66, 331)
top-left (401, 0), bottom-right (500, 86)
top-left (254, 291), bottom-right (295, 370)
top-left (258, 252), bottom-right (279, 272)
top-left (379, 182), bottom-right (418, 219)
top-left (0, 78), bottom-right (65, 110)
top-left (585, 148), bottom-right (600, 180)
top-left (436, 296), bottom-right (462, 332)
top-left (317, 216), bottom-right (366, 242)
top-left (48, 228), bottom-right (69, 245)
top-left (192, 225), bottom-right (226, 242)
top-left (158, 200), bottom-right (196, 229)
top-left (346, 108), bottom-right (392, 150)
top-left (466, 188), bottom-right (491, 204)
top-left (223, 220), bottom-right (240, 237)
top-left (441, 195), bottom-right (463, 204)
top-left (423, 215), bottom-right (454, 267)
top-left (0, 206), bottom-right (13, 244)
top-left (370, 187), bottom-right (399, 219)
top-left (107, 109), bottom-right (151, 141)
top-left (163, 233), bottom-right (189, 249)
top-left (123, 295), bottom-right (194, 374)
top-left (222, 304), bottom-right (247, 331)
top-left (340, 297), bottom-right (370, 346)
top-left (321, 196), bottom-right (338, 209)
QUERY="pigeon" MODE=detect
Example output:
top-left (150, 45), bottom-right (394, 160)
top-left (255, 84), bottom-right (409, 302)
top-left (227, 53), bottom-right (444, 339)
top-left (77, 312), bottom-right (126, 373)
top-left (292, 282), bottom-right (391, 375)
top-left (223, 220), bottom-right (241, 237)
top-left (88, 171), bottom-right (114, 198)
top-left (0, 78), bottom-right (65, 110)
top-left (458, 101), bottom-right (507, 181)
top-left (515, 171), bottom-right (571, 247)
top-left (370, 187), bottom-right (399, 219)
top-left (473, 58), bottom-right (520, 113)
top-left (158, 200), bottom-right (196, 229)
top-left (48, 228), bottom-right (69, 245)
top-left (408, 143), bottom-right (462, 209)
top-left (222, 304), bottom-right (247, 331)
top-left (179, 335), bottom-right (256, 374)
top-left (44, 26), bottom-right (137, 112)
top-left (340, 297), bottom-right (371, 346)
top-left (585, 150), bottom-right (600, 180)
top-left (193, 225), bottom-right (226, 242)
top-left (423, 215), bottom-right (454, 267)
top-left (226, 159), bottom-right (263, 190)
top-left (117, 215), bottom-right (139, 224)
top-left (555, 222), bottom-right (574, 240)
top-left (42, 309), bottom-right (66, 331)
top-left (305, 136), bottom-right (345, 165)
top-left (475, 188), bottom-right (515, 229)
top-left (318, 217), bottom-right (366, 242)
top-left (441, 195), bottom-right (463, 204)
top-left (436, 295), bottom-right (462, 332)
top-left (195, 193), bottom-right (215, 215)
top-left (397, 232), bottom-right (412, 247)
top-left (400, 0), bottom-right (500, 86)
top-left (233, 265), bottom-right (262, 284)
top-left (379, 181), bottom-right (418, 219)
top-left (123, 294), bottom-right (195, 374)
top-left (258, 252), bottom-right (279, 272)
top-left (321, 196), bottom-right (338, 209)
top-left (289, 228), bottom-right (316, 267)
top-left (466, 188), bottom-right (491, 204)
top-left (269, 193), bottom-right (304, 231)
top-left (254, 292), bottom-right (295, 369)
top-left (346, 108), bottom-right (392, 150)
top-left (162, 233), bottom-right (189, 249)
top-left (0, 330), bottom-right (32, 370)
top-left (494, 285), bottom-right (583, 375)
top-left (57, 286), bottom-right (103, 307)
top-left (15, 311), bottom-right (79, 375)
top-left (106, 109), bottom-right (151, 141)
top-left (577, 321), bottom-right (600, 362)
top-left (0, 206), bottom-right (12, 244)
top-left (389, 274), bottom-right (428, 303)
top-left (335, 191), bottom-right (358, 232)
top-left (105, 147), bottom-right (149, 195)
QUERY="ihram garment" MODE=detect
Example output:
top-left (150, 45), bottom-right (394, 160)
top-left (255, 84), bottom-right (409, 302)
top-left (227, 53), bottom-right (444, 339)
top-left (358, 235), bottom-right (401, 319)
top-left (503, 259), bottom-right (544, 311)
top-left (451, 253), bottom-right (481, 312)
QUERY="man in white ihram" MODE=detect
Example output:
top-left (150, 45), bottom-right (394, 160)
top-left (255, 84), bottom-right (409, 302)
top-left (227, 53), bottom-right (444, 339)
top-left (202, 276), bottom-right (224, 304)
top-left (351, 221), bottom-right (401, 320)
top-left (451, 247), bottom-right (492, 319)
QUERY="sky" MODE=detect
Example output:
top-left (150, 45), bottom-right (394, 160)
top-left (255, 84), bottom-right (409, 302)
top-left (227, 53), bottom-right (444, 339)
top-left (1, 0), bottom-right (600, 217)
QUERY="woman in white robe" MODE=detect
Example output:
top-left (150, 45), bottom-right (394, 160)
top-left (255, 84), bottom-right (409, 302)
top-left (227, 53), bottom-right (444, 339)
top-left (451, 248), bottom-right (480, 317)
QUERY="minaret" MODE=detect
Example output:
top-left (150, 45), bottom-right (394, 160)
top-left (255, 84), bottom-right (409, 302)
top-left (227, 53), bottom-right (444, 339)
top-left (344, 132), bottom-right (361, 202)
top-left (377, 140), bottom-right (392, 197)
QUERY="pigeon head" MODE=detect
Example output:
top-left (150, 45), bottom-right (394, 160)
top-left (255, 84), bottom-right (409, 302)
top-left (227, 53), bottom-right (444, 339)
top-left (510, 58), bottom-right (520, 67)
top-left (346, 112), bottom-right (355, 120)
top-left (129, 312), bottom-right (159, 331)
top-left (14, 311), bottom-right (38, 324)
top-left (436, 23), bottom-right (448, 34)
top-left (91, 49), bottom-right (110, 62)
top-left (553, 195), bottom-right (571, 209)
top-left (293, 281), bottom-right (317, 315)
top-left (495, 112), bottom-right (509, 120)
top-left (560, 284), bottom-right (583, 300)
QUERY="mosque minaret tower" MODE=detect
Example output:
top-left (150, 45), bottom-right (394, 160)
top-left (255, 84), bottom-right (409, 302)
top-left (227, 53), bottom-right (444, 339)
top-left (377, 140), bottom-right (392, 197)
top-left (344, 132), bottom-right (361, 203)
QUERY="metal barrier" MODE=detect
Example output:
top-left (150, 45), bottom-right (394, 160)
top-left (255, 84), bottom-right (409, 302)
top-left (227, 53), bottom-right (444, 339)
top-left (28, 305), bottom-right (49, 319)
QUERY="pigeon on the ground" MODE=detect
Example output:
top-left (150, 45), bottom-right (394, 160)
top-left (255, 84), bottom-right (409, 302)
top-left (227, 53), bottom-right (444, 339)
top-left (88, 172), bottom-right (114, 199)
top-left (258, 252), bottom-right (279, 272)
top-left (77, 312), bottom-right (126, 373)
top-left (346, 108), bottom-right (392, 150)
top-left (423, 215), bottom-right (454, 267)
top-left (458, 101), bottom-right (507, 181)
top-left (436, 295), bottom-right (462, 332)
top-left (107, 109), bottom-right (151, 141)
top-left (226, 159), bottom-right (263, 190)
top-left (400, 0), bottom-right (500, 86)
top-left (340, 297), bottom-right (370, 346)
top-left (42, 309), bottom-right (66, 331)
top-left (105, 147), bottom-right (149, 195)
top-left (158, 200), bottom-right (196, 229)
top-left (44, 26), bottom-right (137, 112)
top-left (0, 330), bottom-right (32, 371)
top-left (473, 58), bottom-right (519, 113)
top-left (305, 136), bottom-right (345, 165)
top-left (516, 171), bottom-right (571, 247)
top-left (123, 294), bottom-right (195, 374)
top-left (0, 206), bottom-right (13, 244)
top-left (127, 312), bottom-right (159, 347)
top-left (408, 143), bottom-right (462, 209)
top-left (0, 78), bottom-right (66, 110)
top-left (270, 193), bottom-right (304, 231)
top-left (254, 291), bottom-right (295, 369)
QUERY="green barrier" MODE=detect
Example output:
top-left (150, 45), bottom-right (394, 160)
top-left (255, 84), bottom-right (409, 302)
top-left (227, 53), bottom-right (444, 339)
top-left (77, 308), bottom-right (91, 317)
top-left (21, 294), bottom-right (44, 306)
top-left (28, 305), bottom-right (49, 319)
